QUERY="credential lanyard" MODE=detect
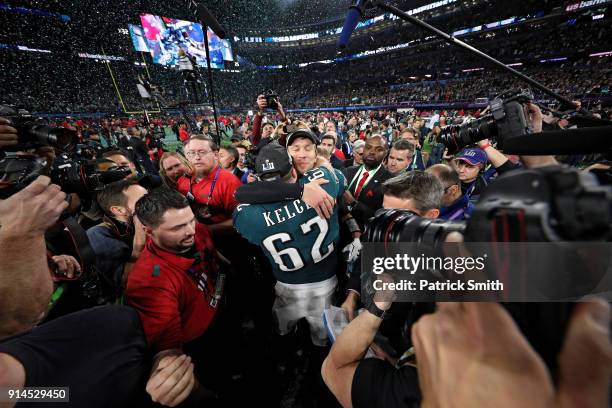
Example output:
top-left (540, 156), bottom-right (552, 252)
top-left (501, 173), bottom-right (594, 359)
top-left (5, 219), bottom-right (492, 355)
top-left (205, 166), bottom-right (222, 207)
top-left (188, 165), bottom-right (222, 207)
top-left (447, 208), bottom-right (465, 221)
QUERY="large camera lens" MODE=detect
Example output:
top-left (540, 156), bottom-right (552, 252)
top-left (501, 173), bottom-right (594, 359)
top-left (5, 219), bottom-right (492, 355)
top-left (27, 125), bottom-right (78, 150)
top-left (438, 115), bottom-right (497, 154)
top-left (364, 209), bottom-right (467, 246)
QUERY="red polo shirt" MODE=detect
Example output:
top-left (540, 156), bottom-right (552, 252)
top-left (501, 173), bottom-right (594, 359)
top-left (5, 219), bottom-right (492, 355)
top-left (179, 127), bottom-right (189, 142)
top-left (177, 165), bottom-right (241, 224)
top-left (333, 148), bottom-right (346, 161)
top-left (126, 224), bottom-right (220, 353)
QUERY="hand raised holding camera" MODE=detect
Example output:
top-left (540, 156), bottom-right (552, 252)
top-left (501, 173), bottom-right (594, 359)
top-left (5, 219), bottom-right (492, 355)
top-left (0, 176), bottom-right (68, 234)
top-left (276, 100), bottom-right (287, 121)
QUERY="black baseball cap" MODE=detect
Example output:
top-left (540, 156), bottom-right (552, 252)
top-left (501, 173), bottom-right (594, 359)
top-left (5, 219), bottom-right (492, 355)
top-left (286, 129), bottom-right (319, 147)
top-left (255, 142), bottom-right (293, 179)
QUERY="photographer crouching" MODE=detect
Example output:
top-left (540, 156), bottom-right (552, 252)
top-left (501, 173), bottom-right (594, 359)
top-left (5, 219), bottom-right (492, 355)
top-left (0, 177), bottom-right (151, 407)
top-left (0, 114), bottom-right (154, 406)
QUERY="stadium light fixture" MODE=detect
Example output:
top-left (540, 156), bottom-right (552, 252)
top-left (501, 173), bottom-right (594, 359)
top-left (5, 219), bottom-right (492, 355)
top-left (589, 51), bottom-right (612, 57)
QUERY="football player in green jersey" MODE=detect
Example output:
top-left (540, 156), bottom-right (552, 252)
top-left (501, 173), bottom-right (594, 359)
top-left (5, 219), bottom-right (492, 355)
top-left (234, 140), bottom-right (340, 346)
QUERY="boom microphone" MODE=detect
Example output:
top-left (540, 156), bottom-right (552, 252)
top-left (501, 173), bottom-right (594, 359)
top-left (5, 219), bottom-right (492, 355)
top-left (193, 1), bottom-right (226, 39)
top-left (502, 126), bottom-right (612, 155)
top-left (338, 0), bottom-right (370, 49)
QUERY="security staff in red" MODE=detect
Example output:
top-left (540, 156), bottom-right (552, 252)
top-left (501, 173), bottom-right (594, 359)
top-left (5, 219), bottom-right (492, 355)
top-left (126, 188), bottom-right (224, 407)
top-left (177, 136), bottom-right (241, 238)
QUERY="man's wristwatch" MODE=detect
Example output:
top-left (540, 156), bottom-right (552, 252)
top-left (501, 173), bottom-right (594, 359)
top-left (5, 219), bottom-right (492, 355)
top-left (366, 301), bottom-right (387, 319)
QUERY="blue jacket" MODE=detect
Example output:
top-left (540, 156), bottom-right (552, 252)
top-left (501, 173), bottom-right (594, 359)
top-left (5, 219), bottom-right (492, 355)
top-left (439, 193), bottom-right (474, 221)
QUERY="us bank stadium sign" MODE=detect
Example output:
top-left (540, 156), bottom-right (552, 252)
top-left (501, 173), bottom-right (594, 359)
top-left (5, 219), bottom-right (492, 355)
top-left (566, 0), bottom-right (610, 11)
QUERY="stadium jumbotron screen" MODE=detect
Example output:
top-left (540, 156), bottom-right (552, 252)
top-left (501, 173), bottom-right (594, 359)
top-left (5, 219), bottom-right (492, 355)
top-left (138, 13), bottom-right (232, 69)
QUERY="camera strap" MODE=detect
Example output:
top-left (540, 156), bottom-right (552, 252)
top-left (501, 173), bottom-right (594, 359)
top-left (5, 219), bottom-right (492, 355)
top-left (62, 216), bottom-right (97, 279)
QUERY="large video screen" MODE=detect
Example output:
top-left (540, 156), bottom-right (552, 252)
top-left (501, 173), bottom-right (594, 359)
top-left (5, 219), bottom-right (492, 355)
top-left (138, 14), bottom-right (233, 68)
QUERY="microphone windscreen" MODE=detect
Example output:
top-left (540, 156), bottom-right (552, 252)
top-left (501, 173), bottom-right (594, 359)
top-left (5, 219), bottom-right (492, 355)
top-left (338, 7), bottom-right (362, 49)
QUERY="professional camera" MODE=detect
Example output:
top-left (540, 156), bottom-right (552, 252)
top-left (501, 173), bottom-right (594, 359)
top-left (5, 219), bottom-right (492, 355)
top-left (147, 126), bottom-right (165, 150)
top-left (0, 105), bottom-right (78, 153)
top-left (74, 141), bottom-right (104, 160)
top-left (437, 89), bottom-right (533, 154)
top-left (0, 155), bottom-right (131, 199)
top-left (362, 165), bottom-right (611, 372)
top-left (243, 136), bottom-right (276, 172)
top-left (52, 155), bottom-right (132, 197)
top-left (366, 166), bottom-right (610, 244)
top-left (263, 89), bottom-right (280, 110)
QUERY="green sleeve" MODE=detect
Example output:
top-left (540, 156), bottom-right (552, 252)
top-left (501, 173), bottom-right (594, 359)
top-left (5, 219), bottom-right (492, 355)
top-left (233, 204), bottom-right (259, 244)
top-left (301, 167), bottom-right (339, 199)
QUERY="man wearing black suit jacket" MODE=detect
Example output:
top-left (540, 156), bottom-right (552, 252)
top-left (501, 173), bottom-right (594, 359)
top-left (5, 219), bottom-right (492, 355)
top-left (343, 135), bottom-right (392, 230)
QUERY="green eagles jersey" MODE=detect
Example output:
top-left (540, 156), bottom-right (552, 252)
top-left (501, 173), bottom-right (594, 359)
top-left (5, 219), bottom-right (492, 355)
top-left (233, 167), bottom-right (340, 284)
top-left (333, 168), bottom-right (347, 195)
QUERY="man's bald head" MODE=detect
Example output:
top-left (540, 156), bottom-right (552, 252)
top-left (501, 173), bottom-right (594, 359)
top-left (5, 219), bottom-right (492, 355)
top-left (426, 164), bottom-right (462, 207)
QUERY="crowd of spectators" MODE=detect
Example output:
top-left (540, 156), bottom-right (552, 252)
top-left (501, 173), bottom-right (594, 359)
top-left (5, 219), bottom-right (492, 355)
top-left (2, 6), bottom-right (610, 114)
top-left (0, 1), bottom-right (611, 406)
top-left (0, 86), bottom-right (611, 406)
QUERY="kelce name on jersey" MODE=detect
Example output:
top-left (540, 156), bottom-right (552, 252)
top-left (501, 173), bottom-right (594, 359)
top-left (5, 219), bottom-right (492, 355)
top-left (262, 199), bottom-right (312, 227)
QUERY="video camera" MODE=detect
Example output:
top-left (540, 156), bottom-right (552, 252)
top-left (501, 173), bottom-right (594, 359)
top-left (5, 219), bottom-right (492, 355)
top-left (243, 136), bottom-right (276, 172)
top-left (0, 105), bottom-right (130, 199)
top-left (0, 105), bottom-right (78, 152)
top-left (0, 155), bottom-right (131, 200)
top-left (366, 166), bottom-right (610, 245)
top-left (437, 89), bottom-right (533, 154)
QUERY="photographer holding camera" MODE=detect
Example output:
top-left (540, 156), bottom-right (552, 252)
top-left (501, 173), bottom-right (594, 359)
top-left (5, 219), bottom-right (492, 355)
top-left (0, 176), bottom-right (151, 407)
top-left (0, 176), bottom-right (69, 336)
top-left (324, 294), bottom-right (611, 408)
top-left (340, 171), bottom-right (443, 323)
top-left (86, 179), bottom-right (148, 300)
top-left (252, 93), bottom-right (288, 146)
top-left (449, 103), bottom-right (542, 203)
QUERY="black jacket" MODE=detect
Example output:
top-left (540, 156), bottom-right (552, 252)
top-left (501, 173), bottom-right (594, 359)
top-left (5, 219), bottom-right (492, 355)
top-left (330, 154), bottom-right (345, 170)
top-left (232, 167), bottom-right (245, 180)
top-left (343, 165), bottom-right (393, 229)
